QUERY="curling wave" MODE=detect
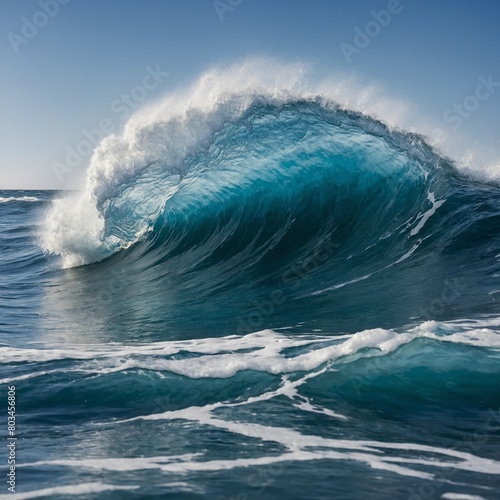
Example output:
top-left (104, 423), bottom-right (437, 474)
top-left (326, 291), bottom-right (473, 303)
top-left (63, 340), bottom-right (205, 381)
top-left (39, 61), bottom-right (500, 339)
top-left (42, 61), bottom-right (453, 269)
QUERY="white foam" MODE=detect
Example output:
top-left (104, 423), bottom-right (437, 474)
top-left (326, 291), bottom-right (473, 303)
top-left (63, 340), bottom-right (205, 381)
top-left (0, 330), bottom-right (330, 364)
top-left (0, 370), bottom-right (61, 385)
top-left (40, 192), bottom-right (119, 268)
top-left (1, 321), bottom-right (498, 384)
top-left (20, 454), bottom-right (200, 472)
top-left (312, 273), bottom-right (374, 294)
top-left (410, 191), bottom-right (445, 237)
top-left (0, 328), bottom-right (411, 380)
top-left (441, 494), bottom-right (487, 500)
top-left (0, 482), bottom-right (138, 500)
top-left (0, 196), bottom-right (40, 203)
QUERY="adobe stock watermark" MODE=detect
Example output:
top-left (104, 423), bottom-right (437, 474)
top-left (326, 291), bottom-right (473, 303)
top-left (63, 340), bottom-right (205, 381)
top-left (432, 75), bottom-right (500, 144)
top-left (236, 240), bottom-right (340, 334)
top-left (6, 386), bottom-right (17, 494)
top-left (418, 278), bottom-right (466, 321)
top-left (52, 65), bottom-right (169, 183)
top-left (340, 0), bottom-right (405, 63)
top-left (213, 0), bottom-right (243, 21)
top-left (7, 0), bottom-right (70, 54)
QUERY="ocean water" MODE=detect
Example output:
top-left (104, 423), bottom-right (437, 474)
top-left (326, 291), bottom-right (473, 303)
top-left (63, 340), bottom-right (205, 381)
top-left (1, 70), bottom-right (500, 499)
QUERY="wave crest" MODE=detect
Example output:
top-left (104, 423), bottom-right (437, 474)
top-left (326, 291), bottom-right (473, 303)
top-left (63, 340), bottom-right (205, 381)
top-left (41, 60), bottom-right (454, 269)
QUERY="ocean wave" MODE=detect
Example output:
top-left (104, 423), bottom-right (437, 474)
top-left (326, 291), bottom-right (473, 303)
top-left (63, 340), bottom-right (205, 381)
top-left (41, 61), bottom-right (456, 270)
top-left (37, 61), bottom-right (500, 339)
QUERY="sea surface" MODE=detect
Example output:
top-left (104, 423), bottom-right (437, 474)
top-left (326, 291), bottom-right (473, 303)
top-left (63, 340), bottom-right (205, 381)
top-left (1, 83), bottom-right (500, 499)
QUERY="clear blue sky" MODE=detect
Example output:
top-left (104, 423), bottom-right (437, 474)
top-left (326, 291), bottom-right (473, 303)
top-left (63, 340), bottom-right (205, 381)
top-left (1, 0), bottom-right (499, 189)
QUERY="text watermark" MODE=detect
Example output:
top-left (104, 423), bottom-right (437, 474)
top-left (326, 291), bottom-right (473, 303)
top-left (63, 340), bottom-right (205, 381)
top-left (7, 386), bottom-right (16, 494)
top-left (8, 0), bottom-right (70, 54)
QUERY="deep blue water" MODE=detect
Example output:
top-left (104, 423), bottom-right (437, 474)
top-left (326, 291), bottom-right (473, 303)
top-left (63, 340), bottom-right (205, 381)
top-left (1, 99), bottom-right (500, 499)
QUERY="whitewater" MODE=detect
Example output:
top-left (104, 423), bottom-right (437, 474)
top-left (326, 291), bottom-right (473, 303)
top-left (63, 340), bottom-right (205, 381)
top-left (0, 60), bottom-right (499, 499)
